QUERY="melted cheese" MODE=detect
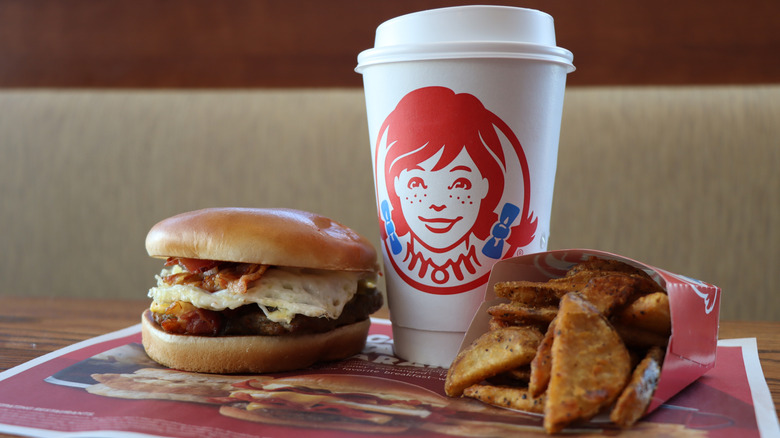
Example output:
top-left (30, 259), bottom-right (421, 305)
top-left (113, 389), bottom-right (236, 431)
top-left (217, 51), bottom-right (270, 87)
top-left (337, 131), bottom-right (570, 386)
top-left (148, 265), bottom-right (371, 325)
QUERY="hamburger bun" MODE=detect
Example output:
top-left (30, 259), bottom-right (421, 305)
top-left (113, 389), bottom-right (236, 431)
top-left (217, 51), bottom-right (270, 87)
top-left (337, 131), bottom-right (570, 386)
top-left (145, 207), bottom-right (377, 272)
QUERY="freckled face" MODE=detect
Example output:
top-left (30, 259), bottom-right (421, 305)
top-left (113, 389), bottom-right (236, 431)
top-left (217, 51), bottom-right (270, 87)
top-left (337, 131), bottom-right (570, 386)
top-left (394, 148), bottom-right (489, 250)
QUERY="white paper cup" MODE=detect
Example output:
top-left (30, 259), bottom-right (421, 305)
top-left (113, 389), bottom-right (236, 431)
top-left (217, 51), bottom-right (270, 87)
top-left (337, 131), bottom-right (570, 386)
top-left (356, 5), bottom-right (574, 367)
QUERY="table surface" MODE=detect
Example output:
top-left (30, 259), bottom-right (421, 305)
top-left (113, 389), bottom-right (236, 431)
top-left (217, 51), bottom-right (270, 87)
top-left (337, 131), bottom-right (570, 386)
top-left (1, 296), bottom-right (778, 435)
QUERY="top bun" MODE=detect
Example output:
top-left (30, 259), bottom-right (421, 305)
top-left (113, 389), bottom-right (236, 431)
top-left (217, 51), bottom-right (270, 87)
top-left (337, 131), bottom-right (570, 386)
top-left (145, 208), bottom-right (377, 272)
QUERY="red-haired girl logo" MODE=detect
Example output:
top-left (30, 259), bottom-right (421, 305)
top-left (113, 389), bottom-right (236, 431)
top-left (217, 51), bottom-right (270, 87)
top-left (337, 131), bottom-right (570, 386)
top-left (375, 86), bottom-right (537, 295)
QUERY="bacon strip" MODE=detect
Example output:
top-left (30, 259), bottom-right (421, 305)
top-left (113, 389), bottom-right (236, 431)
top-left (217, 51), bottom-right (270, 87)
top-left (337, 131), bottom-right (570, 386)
top-left (228, 264), bottom-right (268, 294)
top-left (165, 257), bottom-right (219, 273)
top-left (161, 259), bottom-right (269, 294)
top-left (156, 301), bottom-right (222, 336)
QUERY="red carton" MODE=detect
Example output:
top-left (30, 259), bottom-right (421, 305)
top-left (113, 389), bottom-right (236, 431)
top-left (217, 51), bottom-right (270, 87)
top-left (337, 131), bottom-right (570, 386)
top-left (459, 249), bottom-right (720, 415)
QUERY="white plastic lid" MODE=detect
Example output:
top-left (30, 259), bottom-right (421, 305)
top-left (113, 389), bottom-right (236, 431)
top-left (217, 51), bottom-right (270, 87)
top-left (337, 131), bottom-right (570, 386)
top-left (357, 6), bottom-right (574, 72)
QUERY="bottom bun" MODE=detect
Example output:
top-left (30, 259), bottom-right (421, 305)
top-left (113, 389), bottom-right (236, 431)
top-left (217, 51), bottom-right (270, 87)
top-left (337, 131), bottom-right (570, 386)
top-left (141, 309), bottom-right (370, 374)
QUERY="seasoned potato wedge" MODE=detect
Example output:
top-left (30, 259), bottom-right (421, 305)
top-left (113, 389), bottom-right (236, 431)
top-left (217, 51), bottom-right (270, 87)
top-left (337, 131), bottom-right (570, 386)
top-left (464, 384), bottom-right (546, 414)
top-left (544, 293), bottom-right (631, 434)
top-left (529, 318), bottom-right (556, 397)
top-left (445, 326), bottom-right (543, 397)
top-left (616, 292), bottom-right (672, 335)
top-left (611, 346), bottom-right (665, 427)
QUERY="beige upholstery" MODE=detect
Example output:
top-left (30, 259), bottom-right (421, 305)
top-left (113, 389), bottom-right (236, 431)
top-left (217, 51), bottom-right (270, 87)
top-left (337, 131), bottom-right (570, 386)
top-left (1, 86), bottom-right (777, 321)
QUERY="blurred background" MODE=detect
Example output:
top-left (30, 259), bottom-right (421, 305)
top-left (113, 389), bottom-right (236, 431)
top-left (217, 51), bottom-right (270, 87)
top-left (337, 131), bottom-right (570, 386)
top-left (1, 0), bottom-right (778, 321)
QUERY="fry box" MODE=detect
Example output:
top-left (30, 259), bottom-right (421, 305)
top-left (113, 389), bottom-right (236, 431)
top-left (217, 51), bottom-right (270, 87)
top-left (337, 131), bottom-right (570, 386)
top-left (459, 249), bottom-right (720, 415)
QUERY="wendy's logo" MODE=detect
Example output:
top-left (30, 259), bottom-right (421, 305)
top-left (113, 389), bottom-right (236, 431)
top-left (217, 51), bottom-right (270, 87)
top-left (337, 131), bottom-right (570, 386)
top-left (374, 86), bottom-right (537, 295)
